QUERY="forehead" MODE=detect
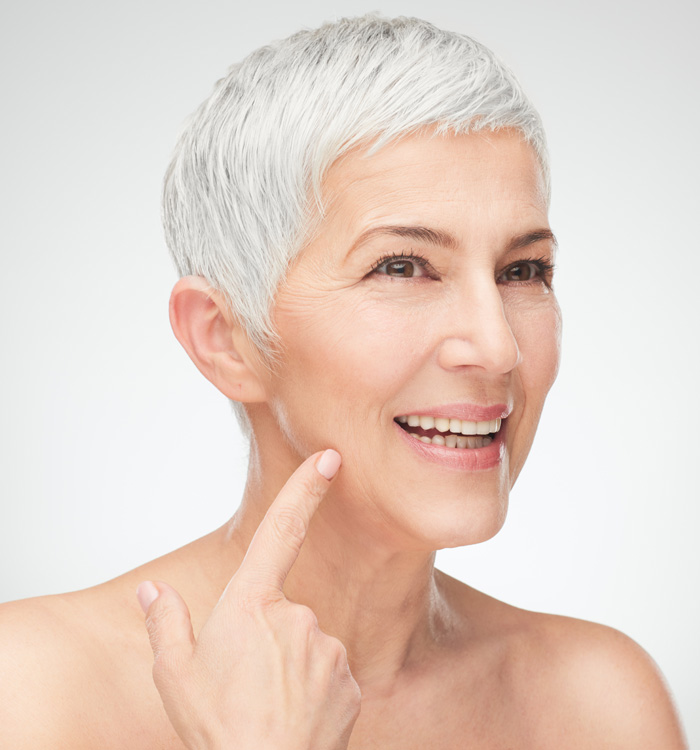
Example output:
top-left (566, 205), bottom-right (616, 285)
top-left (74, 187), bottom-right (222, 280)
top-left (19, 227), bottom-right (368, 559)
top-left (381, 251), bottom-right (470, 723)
top-left (318, 129), bottom-right (548, 242)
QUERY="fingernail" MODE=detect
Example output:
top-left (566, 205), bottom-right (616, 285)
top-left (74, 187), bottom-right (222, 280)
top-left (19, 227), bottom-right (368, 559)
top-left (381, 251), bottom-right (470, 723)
top-left (136, 581), bottom-right (159, 613)
top-left (316, 449), bottom-right (341, 480)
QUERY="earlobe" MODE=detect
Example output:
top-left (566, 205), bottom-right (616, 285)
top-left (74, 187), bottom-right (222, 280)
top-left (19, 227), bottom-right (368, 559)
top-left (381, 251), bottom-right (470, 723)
top-left (168, 276), bottom-right (268, 404)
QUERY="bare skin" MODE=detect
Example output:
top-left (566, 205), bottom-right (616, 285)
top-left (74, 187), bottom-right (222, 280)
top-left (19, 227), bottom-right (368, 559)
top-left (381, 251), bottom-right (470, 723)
top-left (0, 531), bottom-right (686, 749)
top-left (0, 131), bottom-right (688, 748)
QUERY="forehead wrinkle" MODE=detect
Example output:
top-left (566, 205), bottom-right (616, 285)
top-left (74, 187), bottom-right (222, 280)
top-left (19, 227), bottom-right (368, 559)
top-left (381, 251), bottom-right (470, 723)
top-left (344, 224), bottom-right (459, 261)
top-left (319, 150), bottom-right (432, 227)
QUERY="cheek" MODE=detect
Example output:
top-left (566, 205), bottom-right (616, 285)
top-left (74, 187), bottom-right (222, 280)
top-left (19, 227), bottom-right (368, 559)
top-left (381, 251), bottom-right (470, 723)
top-left (270, 295), bottom-right (431, 462)
top-left (503, 296), bottom-right (561, 485)
top-left (276, 292), bottom-right (431, 397)
top-left (509, 295), bottom-right (562, 401)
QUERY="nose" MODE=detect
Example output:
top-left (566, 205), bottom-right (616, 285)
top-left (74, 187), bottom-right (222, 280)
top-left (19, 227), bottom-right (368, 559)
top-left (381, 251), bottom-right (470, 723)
top-left (437, 280), bottom-right (521, 374)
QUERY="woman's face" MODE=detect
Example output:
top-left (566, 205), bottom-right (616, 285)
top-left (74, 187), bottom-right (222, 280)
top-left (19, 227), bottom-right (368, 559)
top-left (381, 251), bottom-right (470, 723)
top-left (260, 129), bottom-right (561, 550)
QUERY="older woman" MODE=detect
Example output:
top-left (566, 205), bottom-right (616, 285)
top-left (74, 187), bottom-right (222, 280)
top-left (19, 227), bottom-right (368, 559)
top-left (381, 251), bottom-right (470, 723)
top-left (0, 15), bottom-right (687, 749)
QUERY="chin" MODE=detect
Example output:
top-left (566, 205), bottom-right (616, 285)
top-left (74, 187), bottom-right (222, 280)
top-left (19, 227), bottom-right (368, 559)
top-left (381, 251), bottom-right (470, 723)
top-left (376, 483), bottom-right (511, 551)
top-left (405, 461), bottom-right (513, 549)
top-left (424, 495), bottom-right (509, 549)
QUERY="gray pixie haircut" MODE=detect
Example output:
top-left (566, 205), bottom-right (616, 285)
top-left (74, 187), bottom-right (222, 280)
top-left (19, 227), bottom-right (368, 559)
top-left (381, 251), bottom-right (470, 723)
top-left (163, 14), bottom-right (549, 435)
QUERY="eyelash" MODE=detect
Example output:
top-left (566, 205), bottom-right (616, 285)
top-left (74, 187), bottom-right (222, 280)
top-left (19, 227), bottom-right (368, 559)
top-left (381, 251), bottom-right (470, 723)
top-left (501, 256), bottom-right (556, 287)
top-left (368, 251), bottom-right (435, 278)
top-left (368, 252), bottom-right (556, 286)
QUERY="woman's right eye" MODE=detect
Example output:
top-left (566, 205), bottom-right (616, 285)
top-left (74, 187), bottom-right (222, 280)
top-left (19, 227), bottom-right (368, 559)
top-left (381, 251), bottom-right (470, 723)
top-left (371, 254), bottom-right (432, 278)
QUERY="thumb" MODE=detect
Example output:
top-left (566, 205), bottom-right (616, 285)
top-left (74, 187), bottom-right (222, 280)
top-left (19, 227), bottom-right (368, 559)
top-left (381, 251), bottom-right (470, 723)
top-left (137, 580), bottom-right (196, 666)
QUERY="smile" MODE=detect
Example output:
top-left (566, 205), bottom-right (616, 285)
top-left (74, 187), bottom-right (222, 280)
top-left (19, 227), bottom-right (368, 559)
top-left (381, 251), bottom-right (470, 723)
top-left (395, 415), bottom-right (502, 450)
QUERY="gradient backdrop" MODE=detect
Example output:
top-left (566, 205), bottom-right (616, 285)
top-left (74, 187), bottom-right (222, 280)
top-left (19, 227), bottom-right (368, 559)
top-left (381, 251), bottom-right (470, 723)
top-left (1, 0), bottom-right (698, 741)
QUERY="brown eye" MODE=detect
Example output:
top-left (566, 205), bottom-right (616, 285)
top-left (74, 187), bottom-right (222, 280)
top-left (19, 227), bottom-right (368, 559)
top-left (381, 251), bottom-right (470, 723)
top-left (499, 262), bottom-right (539, 282)
top-left (372, 255), bottom-right (431, 278)
top-left (385, 260), bottom-right (416, 277)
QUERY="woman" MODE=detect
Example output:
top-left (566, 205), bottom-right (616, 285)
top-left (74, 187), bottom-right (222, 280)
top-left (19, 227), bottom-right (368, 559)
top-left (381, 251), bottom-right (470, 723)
top-left (0, 15), bottom-right (687, 749)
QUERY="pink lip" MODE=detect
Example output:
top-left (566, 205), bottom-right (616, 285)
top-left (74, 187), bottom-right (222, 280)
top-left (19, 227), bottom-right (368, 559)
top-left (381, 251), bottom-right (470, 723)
top-left (395, 403), bottom-right (512, 422)
top-left (393, 419), bottom-right (507, 471)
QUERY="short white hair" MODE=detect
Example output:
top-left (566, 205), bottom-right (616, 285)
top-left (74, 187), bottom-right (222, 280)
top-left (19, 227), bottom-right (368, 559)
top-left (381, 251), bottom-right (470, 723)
top-left (162, 14), bottom-right (549, 435)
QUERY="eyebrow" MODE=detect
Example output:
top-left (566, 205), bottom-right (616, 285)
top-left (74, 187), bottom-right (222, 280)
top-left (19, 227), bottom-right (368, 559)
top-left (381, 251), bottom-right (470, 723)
top-left (346, 224), bottom-right (558, 258)
top-left (507, 228), bottom-right (558, 253)
top-left (347, 225), bottom-right (458, 257)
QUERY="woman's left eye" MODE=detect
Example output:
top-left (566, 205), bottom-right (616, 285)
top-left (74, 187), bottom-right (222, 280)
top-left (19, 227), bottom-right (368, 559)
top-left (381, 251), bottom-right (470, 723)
top-left (498, 259), bottom-right (554, 284)
top-left (371, 254), bottom-right (432, 278)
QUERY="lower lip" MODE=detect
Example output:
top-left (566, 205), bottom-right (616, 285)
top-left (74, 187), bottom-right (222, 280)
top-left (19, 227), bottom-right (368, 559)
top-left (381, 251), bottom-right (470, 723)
top-left (393, 420), bottom-right (506, 471)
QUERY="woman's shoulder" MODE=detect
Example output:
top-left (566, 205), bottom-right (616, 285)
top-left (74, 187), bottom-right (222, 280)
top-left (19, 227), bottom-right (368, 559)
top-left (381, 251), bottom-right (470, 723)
top-left (438, 571), bottom-right (688, 748)
top-left (0, 591), bottom-right (108, 746)
top-left (514, 610), bottom-right (686, 747)
top-left (0, 589), bottom-right (106, 679)
top-left (0, 574), bottom-right (153, 671)
top-left (0, 580), bottom-right (180, 749)
top-left (0, 534), bottom-right (232, 748)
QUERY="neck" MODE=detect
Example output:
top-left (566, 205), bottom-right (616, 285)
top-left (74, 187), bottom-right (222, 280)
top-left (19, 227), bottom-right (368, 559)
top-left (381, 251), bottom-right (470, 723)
top-left (219, 437), bottom-right (456, 693)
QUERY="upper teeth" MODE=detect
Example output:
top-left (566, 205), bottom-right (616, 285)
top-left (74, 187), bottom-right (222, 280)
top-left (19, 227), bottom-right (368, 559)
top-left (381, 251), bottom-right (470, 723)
top-left (396, 415), bottom-right (502, 435)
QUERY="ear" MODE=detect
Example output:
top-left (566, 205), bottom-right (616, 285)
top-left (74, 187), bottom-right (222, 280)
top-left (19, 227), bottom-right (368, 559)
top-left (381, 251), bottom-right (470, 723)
top-left (169, 276), bottom-right (268, 404)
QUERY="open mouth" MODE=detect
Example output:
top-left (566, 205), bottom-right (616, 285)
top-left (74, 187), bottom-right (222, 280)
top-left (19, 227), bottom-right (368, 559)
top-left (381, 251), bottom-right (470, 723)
top-left (394, 414), bottom-right (503, 449)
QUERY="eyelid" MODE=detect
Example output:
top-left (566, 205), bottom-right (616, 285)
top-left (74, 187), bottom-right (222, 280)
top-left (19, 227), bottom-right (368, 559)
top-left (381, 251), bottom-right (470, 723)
top-left (498, 257), bottom-right (556, 286)
top-left (368, 251), bottom-right (436, 277)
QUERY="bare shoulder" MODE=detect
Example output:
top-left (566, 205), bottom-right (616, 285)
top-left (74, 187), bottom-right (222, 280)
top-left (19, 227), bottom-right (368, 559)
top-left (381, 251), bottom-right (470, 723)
top-left (0, 539), bottom-right (219, 750)
top-left (0, 584), bottom-right (174, 749)
top-left (514, 611), bottom-right (688, 748)
top-left (0, 593), bottom-right (102, 748)
top-left (436, 572), bottom-right (688, 749)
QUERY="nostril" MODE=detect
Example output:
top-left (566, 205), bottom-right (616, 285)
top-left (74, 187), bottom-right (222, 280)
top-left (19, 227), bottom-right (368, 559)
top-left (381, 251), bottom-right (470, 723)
top-left (438, 332), bottom-right (520, 374)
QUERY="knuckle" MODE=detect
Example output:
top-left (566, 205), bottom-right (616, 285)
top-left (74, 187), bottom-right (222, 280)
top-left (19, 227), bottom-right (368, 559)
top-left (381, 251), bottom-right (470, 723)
top-left (297, 473), bottom-right (326, 503)
top-left (329, 637), bottom-right (349, 664)
top-left (233, 585), bottom-right (277, 613)
top-left (291, 604), bottom-right (319, 633)
top-left (318, 631), bottom-right (348, 663)
top-left (144, 607), bottom-right (170, 644)
top-left (151, 646), bottom-right (187, 687)
top-left (269, 508), bottom-right (307, 549)
top-left (145, 603), bottom-right (181, 643)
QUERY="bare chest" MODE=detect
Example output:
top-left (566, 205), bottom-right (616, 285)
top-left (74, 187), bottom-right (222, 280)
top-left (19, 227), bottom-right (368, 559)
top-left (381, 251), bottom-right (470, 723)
top-left (94, 663), bottom-right (526, 750)
top-left (345, 664), bottom-right (532, 750)
top-left (105, 695), bottom-right (521, 750)
top-left (81, 606), bottom-right (536, 750)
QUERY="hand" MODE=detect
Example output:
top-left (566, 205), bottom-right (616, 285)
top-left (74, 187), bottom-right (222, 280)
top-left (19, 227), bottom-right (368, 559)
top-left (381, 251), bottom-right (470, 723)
top-left (136, 449), bottom-right (361, 750)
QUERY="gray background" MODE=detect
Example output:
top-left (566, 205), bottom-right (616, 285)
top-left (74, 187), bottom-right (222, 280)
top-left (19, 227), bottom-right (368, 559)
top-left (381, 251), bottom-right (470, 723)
top-left (1, 0), bottom-right (698, 741)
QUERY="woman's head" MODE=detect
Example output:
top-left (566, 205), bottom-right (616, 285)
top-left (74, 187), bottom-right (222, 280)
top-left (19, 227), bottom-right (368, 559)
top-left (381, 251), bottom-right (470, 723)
top-left (162, 14), bottom-right (549, 436)
top-left (169, 124), bottom-right (561, 550)
top-left (259, 128), bottom-right (560, 549)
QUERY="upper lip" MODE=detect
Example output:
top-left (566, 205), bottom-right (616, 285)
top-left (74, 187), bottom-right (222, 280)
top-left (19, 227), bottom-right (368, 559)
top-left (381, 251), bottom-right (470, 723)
top-left (394, 403), bottom-right (512, 422)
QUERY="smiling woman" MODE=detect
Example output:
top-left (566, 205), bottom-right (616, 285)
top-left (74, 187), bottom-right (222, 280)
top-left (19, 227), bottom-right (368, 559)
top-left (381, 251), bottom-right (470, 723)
top-left (0, 13), bottom-right (689, 750)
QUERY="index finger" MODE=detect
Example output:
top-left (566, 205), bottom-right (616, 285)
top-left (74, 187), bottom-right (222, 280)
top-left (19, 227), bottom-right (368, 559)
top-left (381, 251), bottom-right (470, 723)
top-left (229, 449), bottom-right (341, 598)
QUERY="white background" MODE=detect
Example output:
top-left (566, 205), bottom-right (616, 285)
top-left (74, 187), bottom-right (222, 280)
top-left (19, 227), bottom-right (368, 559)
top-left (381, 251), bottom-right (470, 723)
top-left (1, 0), bottom-right (697, 741)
